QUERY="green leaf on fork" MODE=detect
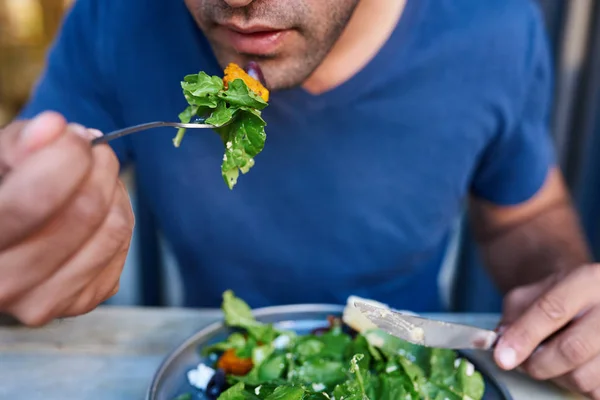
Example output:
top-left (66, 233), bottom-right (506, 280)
top-left (173, 68), bottom-right (269, 190)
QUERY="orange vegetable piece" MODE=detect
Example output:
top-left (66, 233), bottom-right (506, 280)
top-left (217, 349), bottom-right (254, 376)
top-left (223, 63), bottom-right (269, 102)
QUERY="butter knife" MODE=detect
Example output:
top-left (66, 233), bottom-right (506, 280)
top-left (354, 300), bottom-right (498, 350)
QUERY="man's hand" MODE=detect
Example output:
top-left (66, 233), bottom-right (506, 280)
top-left (495, 265), bottom-right (600, 399)
top-left (0, 111), bottom-right (134, 326)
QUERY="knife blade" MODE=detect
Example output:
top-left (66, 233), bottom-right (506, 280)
top-left (353, 300), bottom-right (498, 350)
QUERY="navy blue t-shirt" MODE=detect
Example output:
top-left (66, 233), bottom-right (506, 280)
top-left (20, 0), bottom-right (554, 312)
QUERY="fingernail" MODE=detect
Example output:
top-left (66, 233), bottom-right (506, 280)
top-left (496, 346), bottom-right (517, 369)
top-left (68, 124), bottom-right (103, 140)
top-left (87, 129), bottom-right (103, 138)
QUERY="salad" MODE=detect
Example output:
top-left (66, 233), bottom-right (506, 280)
top-left (176, 291), bottom-right (486, 400)
top-left (174, 63), bottom-right (269, 189)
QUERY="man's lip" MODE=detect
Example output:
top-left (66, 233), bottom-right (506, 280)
top-left (220, 23), bottom-right (283, 34)
top-left (218, 25), bottom-right (290, 55)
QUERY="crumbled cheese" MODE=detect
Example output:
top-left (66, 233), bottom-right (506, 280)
top-left (465, 361), bottom-right (475, 376)
top-left (312, 383), bottom-right (326, 392)
top-left (187, 363), bottom-right (215, 390)
top-left (226, 141), bottom-right (232, 149)
top-left (385, 365), bottom-right (398, 373)
top-left (273, 334), bottom-right (291, 349)
top-left (255, 386), bottom-right (262, 395)
top-left (454, 358), bottom-right (461, 368)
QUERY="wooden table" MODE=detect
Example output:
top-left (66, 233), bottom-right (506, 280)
top-left (0, 307), bottom-right (582, 399)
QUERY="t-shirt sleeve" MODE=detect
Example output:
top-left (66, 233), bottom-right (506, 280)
top-left (17, 0), bottom-right (132, 165)
top-left (470, 6), bottom-right (556, 206)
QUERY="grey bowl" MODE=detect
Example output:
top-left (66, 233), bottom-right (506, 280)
top-left (147, 304), bottom-right (512, 400)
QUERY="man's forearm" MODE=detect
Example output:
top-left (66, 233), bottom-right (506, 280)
top-left (473, 199), bottom-right (591, 293)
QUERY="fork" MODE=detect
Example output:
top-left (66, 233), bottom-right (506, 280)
top-left (90, 121), bottom-right (225, 146)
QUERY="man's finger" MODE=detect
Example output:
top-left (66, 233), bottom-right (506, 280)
top-left (523, 306), bottom-right (600, 380)
top-left (499, 276), bottom-right (556, 327)
top-left (56, 183), bottom-right (132, 318)
top-left (0, 131), bottom-right (93, 250)
top-left (0, 145), bottom-right (119, 305)
top-left (559, 351), bottom-right (600, 395)
top-left (60, 244), bottom-right (129, 319)
top-left (67, 123), bottom-right (104, 141)
top-left (495, 265), bottom-right (600, 370)
top-left (5, 183), bottom-right (131, 325)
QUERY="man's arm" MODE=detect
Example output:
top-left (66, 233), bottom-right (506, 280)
top-left (465, 3), bottom-right (600, 396)
top-left (477, 167), bottom-right (600, 399)
top-left (469, 166), bottom-right (591, 293)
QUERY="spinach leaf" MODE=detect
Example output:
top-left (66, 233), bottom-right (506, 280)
top-left (221, 291), bottom-right (282, 344)
top-left (181, 72), bottom-right (223, 97)
top-left (205, 102), bottom-right (236, 127)
top-left (317, 325), bottom-right (352, 361)
top-left (222, 290), bottom-right (259, 328)
top-left (259, 354), bottom-right (287, 382)
top-left (264, 385), bottom-right (305, 400)
top-left (217, 382), bottom-right (259, 400)
top-left (202, 332), bottom-right (247, 356)
top-left (455, 358), bottom-right (485, 399)
top-left (218, 79), bottom-right (268, 110)
top-left (295, 339), bottom-right (325, 361)
top-left (216, 110), bottom-right (266, 189)
top-left (294, 358), bottom-right (347, 387)
top-left (375, 374), bottom-right (414, 400)
top-left (423, 358), bottom-right (484, 400)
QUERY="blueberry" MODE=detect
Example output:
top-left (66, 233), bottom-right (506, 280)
top-left (205, 369), bottom-right (227, 399)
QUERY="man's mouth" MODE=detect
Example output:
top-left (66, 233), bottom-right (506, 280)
top-left (218, 23), bottom-right (290, 55)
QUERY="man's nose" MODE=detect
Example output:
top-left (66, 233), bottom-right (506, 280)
top-left (223, 0), bottom-right (254, 7)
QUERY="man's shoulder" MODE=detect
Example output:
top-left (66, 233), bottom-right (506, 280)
top-left (461, 0), bottom-right (548, 63)
top-left (410, 0), bottom-right (551, 91)
top-left (449, 0), bottom-right (545, 31)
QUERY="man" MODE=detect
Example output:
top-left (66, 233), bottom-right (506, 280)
top-left (1, 0), bottom-right (599, 396)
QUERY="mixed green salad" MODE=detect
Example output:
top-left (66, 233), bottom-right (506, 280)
top-left (178, 291), bottom-right (486, 400)
top-left (173, 63), bottom-right (269, 189)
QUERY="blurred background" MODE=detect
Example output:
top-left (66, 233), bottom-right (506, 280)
top-left (1, 0), bottom-right (599, 312)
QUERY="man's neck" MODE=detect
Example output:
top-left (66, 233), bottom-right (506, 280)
top-left (302, 0), bottom-right (407, 95)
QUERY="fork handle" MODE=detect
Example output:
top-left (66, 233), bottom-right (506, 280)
top-left (91, 122), bottom-right (182, 146)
